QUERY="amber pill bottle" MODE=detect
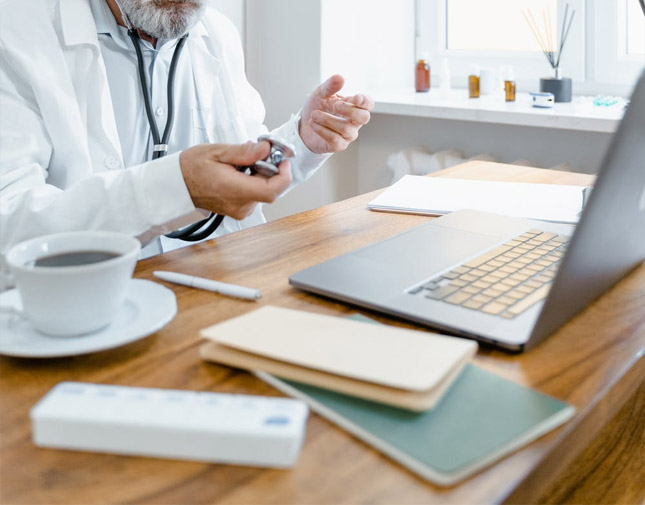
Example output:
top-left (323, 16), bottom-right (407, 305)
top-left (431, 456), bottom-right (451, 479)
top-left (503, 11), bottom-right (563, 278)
top-left (504, 65), bottom-right (516, 102)
top-left (416, 53), bottom-right (430, 92)
top-left (468, 65), bottom-right (480, 98)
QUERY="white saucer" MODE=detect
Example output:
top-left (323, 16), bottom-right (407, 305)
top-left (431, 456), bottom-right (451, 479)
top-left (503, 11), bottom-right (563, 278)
top-left (0, 279), bottom-right (177, 358)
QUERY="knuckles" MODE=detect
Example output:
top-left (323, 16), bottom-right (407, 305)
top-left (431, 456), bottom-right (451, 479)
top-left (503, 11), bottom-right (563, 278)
top-left (261, 187), bottom-right (283, 204)
top-left (344, 127), bottom-right (359, 142)
top-left (329, 136), bottom-right (349, 152)
top-left (228, 203), bottom-right (257, 221)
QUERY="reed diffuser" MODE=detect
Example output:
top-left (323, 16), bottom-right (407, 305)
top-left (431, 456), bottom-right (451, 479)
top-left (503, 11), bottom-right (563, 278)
top-left (523, 4), bottom-right (576, 102)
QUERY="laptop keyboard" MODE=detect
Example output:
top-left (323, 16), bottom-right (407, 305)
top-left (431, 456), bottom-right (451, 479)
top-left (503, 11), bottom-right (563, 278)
top-left (408, 230), bottom-right (571, 319)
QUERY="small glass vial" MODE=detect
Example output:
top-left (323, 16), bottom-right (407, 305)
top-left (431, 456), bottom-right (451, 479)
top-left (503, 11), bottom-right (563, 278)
top-left (504, 65), bottom-right (516, 102)
top-left (468, 65), bottom-right (480, 99)
top-left (416, 52), bottom-right (430, 92)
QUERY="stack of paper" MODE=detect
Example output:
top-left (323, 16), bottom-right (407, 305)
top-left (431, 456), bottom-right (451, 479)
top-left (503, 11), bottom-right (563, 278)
top-left (368, 175), bottom-right (591, 224)
top-left (200, 306), bottom-right (477, 412)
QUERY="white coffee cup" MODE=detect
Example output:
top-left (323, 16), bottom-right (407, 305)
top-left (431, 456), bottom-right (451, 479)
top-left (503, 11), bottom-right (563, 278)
top-left (5, 231), bottom-right (141, 337)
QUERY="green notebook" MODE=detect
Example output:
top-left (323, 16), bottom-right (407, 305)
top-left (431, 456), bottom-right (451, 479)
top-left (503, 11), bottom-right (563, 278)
top-left (256, 319), bottom-right (575, 486)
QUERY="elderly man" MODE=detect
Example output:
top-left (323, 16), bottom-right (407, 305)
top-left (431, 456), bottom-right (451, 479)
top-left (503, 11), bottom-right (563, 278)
top-left (0, 0), bottom-right (372, 261)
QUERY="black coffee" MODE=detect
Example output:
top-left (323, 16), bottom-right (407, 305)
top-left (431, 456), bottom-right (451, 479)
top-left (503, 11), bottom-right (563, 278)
top-left (31, 251), bottom-right (120, 268)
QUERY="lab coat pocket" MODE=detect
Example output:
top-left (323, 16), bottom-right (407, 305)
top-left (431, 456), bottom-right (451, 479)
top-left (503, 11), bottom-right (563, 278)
top-left (191, 107), bottom-right (211, 144)
top-left (198, 113), bottom-right (242, 144)
top-left (213, 116), bottom-right (248, 145)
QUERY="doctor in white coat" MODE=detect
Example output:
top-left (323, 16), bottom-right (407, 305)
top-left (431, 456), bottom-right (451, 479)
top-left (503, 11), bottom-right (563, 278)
top-left (0, 0), bottom-right (372, 267)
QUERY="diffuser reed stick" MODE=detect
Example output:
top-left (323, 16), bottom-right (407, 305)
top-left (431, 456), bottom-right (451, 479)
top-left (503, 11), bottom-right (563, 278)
top-left (523, 4), bottom-right (575, 78)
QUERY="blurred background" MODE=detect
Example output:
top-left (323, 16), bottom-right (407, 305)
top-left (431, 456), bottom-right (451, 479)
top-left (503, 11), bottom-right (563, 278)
top-left (210, 0), bottom-right (644, 220)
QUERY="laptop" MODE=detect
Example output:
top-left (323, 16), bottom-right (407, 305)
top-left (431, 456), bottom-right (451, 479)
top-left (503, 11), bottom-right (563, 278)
top-left (290, 71), bottom-right (645, 352)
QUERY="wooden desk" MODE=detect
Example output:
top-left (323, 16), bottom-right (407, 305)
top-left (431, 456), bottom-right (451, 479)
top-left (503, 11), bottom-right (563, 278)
top-left (1, 162), bottom-right (643, 504)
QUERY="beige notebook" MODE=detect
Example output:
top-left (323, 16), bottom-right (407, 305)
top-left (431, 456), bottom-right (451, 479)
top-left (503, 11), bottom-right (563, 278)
top-left (200, 306), bottom-right (477, 411)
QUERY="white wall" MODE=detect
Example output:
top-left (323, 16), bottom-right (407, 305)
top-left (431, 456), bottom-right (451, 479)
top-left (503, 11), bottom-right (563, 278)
top-left (209, 0), bottom-right (244, 40)
top-left (321, 0), bottom-right (415, 95)
top-left (245, 0), bottom-right (343, 221)
top-left (356, 114), bottom-right (613, 194)
top-left (244, 0), bottom-right (417, 221)
top-left (245, 0), bottom-right (322, 129)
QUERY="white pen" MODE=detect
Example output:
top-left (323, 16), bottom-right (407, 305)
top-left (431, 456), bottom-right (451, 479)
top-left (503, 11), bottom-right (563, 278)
top-left (153, 271), bottom-right (261, 301)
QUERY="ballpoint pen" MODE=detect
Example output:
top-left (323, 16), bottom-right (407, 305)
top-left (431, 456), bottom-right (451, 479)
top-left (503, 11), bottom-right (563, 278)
top-left (153, 271), bottom-right (261, 301)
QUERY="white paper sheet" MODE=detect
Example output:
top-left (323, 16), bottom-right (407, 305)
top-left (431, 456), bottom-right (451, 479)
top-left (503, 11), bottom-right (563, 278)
top-left (368, 175), bottom-right (591, 224)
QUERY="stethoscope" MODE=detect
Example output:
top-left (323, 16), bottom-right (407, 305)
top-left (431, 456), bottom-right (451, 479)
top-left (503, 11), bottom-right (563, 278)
top-left (124, 24), bottom-right (295, 242)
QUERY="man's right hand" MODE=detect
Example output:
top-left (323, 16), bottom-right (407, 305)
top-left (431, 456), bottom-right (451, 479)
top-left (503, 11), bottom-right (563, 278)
top-left (179, 141), bottom-right (292, 220)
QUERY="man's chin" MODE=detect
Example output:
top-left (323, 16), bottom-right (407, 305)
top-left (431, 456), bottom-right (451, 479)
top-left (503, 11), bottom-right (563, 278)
top-left (153, 0), bottom-right (204, 9)
top-left (120, 0), bottom-right (206, 40)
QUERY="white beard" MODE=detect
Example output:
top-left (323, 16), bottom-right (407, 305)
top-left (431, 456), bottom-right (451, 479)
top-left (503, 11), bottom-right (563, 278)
top-left (117, 0), bottom-right (207, 39)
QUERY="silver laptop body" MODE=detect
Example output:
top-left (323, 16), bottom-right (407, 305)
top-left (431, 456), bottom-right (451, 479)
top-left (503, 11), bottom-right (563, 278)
top-left (290, 71), bottom-right (645, 352)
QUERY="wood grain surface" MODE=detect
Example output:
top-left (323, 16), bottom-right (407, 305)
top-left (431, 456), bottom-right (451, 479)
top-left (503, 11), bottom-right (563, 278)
top-left (1, 162), bottom-right (643, 505)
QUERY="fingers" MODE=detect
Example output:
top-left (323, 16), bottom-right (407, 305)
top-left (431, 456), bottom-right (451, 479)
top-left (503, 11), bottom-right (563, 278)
top-left (238, 161), bottom-right (292, 203)
top-left (209, 162), bottom-right (292, 221)
top-left (314, 92), bottom-right (372, 128)
top-left (311, 111), bottom-right (358, 143)
top-left (179, 142), bottom-right (292, 220)
top-left (317, 74), bottom-right (345, 99)
top-left (346, 93), bottom-right (375, 111)
top-left (207, 141), bottom-right (271, 167)
top-left (310, 122), bottom-right (350, 152)
top-left (331, 100), bottom-right (371, 126)
top-left (309, 93), bottom-right (372, 148)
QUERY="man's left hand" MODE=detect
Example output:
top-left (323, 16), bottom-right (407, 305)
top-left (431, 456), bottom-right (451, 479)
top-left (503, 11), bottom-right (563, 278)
top-left (300, 75), bottom-right (373, 154)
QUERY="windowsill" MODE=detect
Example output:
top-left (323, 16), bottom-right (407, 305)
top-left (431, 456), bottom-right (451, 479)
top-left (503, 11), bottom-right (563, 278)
top-left (372, 89), bottom-right (626, 133)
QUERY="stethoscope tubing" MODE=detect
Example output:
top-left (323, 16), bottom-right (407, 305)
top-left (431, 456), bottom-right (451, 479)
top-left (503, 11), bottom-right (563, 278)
top-left (128, 29), bottom-right (222, 241)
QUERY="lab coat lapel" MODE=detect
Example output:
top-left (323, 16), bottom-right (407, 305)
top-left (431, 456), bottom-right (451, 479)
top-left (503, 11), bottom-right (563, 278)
top-left (188, 37), bottom-right (222, 144)
top-left (60, 0), bottom-right (124, 173)
top-left (0, 0), bottom-right (91, 187)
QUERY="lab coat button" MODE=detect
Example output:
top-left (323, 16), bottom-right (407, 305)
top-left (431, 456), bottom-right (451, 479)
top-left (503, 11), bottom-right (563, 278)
top-left (155, 107), bottom-right (164, 117)
top-left (104, 156), bottom-right (122, 170)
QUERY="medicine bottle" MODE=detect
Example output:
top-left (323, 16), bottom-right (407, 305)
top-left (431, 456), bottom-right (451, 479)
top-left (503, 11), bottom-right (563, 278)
top-left (468, 65), bottom-right (480, 99)
top-left (504, 65), bottom-right (516, 102)
top-left (416, 52), bottom-right (430, 92)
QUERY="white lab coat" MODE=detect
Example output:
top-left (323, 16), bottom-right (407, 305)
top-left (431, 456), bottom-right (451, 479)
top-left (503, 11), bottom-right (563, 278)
top-left (0, 0), bottom-right (326, 267)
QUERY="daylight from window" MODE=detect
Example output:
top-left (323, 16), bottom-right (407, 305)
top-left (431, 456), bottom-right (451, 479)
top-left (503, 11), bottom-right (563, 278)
top-left (626, 0), bottom-right (645, 55)
top-left (447, 0), bottom-right (558, 52)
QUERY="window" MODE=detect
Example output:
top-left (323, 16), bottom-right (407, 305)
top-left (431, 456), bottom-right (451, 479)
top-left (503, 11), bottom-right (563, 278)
top-left (593, 0), bottom-right (645, 92)
top-left (418, 0), bottom-right (644, 95)
top-left (418, 0), bottom-right (586, 88)
top-left (446, 0), bottom-right (558, 52)
top-left (626, 0), bottom-right (645, 56)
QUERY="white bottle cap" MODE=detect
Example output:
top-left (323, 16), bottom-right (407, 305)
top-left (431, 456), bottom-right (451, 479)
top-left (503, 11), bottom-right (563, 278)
top-left (418, 51), bottom-right (429, 62)
top-left (470, 64), bottom-right (480, 76)
top-left (504, 65), bottom-right (515, 81)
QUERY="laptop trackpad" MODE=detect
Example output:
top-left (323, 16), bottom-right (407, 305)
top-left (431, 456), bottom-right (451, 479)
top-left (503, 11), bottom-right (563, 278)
top-left (353, 222), bottom-right (503, 288)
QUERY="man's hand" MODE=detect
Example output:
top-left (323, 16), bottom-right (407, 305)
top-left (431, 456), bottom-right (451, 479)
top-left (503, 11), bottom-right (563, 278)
top-left (300, 75), bottom-right (373, 154)
top-left (179, 142), bottom-right (292, 220)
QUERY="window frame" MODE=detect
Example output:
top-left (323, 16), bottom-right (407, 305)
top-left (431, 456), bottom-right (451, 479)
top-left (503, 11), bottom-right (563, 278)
top-left (417, 0), bottom-right (644, 96)
top-left (621, 0), bottom-right (645, 58)
top-left (591, 0), bottom-right (644, 86)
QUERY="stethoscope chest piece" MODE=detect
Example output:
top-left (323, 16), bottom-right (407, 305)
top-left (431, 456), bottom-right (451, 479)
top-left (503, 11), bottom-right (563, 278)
top-left (249, 134), bottom-right (297, 177)
top-left (128, 21), bottom-right (296, 240)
